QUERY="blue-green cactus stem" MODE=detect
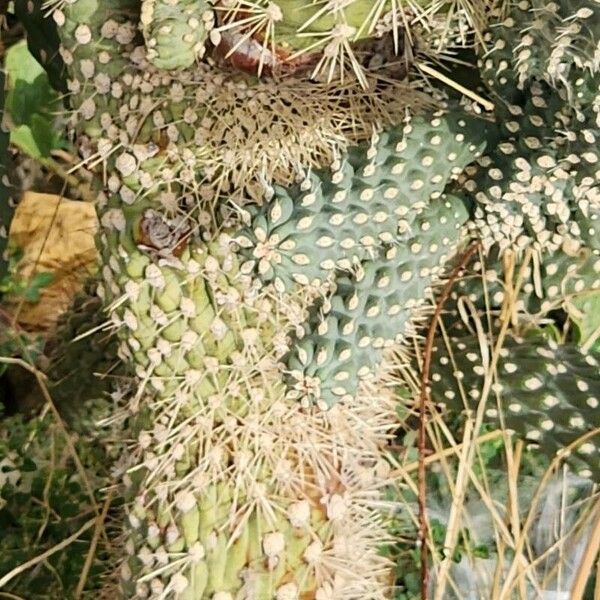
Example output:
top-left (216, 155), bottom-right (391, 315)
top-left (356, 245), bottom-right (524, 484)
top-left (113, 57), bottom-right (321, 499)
top-left (237, 110), bottom-right (490, 292)
top-left (286, 194), bottom-right (469, 409)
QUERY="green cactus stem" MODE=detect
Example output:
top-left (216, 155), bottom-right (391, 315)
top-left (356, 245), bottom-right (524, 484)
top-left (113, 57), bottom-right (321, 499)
top-left (140, 0), bottom-right (214, 70)
top-left (285, 194), bottom-right (469, 409)
top-left (429, 333), bottom-right (600, 479)
top-left (237, 110), bottom-right (489, 292)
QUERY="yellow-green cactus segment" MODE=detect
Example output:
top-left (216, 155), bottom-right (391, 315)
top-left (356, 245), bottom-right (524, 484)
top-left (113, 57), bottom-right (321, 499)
top-left (97, 214), bottom-right (396, 598)
top-left (429, 334), bottom-right (600, 479)
top-left (140, 0), bottom-right (214, 70)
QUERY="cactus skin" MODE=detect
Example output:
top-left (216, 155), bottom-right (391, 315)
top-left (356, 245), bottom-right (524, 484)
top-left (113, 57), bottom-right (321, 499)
top-left (236, 110), bottom-right (489, 407)
top-left (463, 0), bottom-right (600, 255)
top-left (480, 0), bottom-right (600, 107)
top-left (237, 111), bottom-right (489, 292)
top-left (446, 246), bottom-right (600, 332)
top-left (286, 195), bottom-right (469, 408)
top-left (463, 82), bottom-right (600, 254)
top-left (97, 225), bottom-right (396, 599)
top-left (140, 0), bottom-right (213, 69)
top-left (56, 2), bottom-right (405, 597)
top-left (429, 334), bottom-right (600, 479)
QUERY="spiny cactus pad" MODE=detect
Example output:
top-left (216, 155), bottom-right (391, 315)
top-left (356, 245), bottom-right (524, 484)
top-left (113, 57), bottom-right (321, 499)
top-left (446, 246), bottom-right (600, 332)
top-left (465, 0), bottom-right (600, 254)
top-left (480, 0), bottom-right (600, 107)
top-left (430, 334), bottom-right (600, 479)
top-left (286, 194), bottom-right (469, 409)
top-left (463, 85), bottom-right (600, 254)
top-left (237, 110), bottom-right (489, 292)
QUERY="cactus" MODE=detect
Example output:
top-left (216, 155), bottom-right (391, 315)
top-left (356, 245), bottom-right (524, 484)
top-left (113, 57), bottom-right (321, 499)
top-left (11, 0), bottom-right (597, 596)
top-left (285, 194), bottom-right (469, 408)
top-left (460, 0), bottom-right (600, 255)
top-left (206, 0), bottom-right (487, 82)
top-left (446, 245), bottom-right (600, 333)
top-left (480, 0), bottom-right (600, 107)
top-left (140, 0), bottom-right (213, 69)
top-left (237, 111), bottom-right (489, 291)
top-left (52, 1), bottom-right (443, 595)
top-left (429, 332), bottom-right (600, 479)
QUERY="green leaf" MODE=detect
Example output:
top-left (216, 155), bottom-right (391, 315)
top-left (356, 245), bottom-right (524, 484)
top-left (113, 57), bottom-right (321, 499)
top-left (22, 272), bottom-right (54, 302)
top-left (4, 40), bottom-right (65, 159)
top-left (568, 291), bottom-right (600, 349)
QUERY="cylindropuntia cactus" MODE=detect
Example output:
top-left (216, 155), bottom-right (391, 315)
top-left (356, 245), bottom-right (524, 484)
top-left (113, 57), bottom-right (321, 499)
top-left (464, 0), bottom-right (600, 255)
top-left (480, 0), bottom-right (600, 108)
top-left (429, 332), bottom-right (600, 479)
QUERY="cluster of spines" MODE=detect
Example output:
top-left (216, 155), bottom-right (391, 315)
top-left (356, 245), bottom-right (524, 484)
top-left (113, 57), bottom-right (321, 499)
top-left (429, 333), bottom-right (600, 479)
top-left (462, 0), bottom-right (600, 255)
top-left (481, 0), bottom-right (600, 107)
top-left (95, 222), bottom-right (397, 599)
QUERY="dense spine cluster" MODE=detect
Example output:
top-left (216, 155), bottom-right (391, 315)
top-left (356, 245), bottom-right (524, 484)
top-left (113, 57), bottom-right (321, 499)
top-left (52, 1), bottom-right (450, 596)
top-left (6, 0), bottom-right (595, 597)
top-left (463, 0), bottom-right (600, 254)
top-left (140, 0), bottom-right (213, 69)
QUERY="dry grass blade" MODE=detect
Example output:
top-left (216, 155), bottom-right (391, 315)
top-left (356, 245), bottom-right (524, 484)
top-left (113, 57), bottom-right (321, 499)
top-left (418, 242), bottom-right (480, 598)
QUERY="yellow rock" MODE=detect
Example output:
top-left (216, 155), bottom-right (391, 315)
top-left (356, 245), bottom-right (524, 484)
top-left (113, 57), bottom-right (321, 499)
top-left (5, 191), bottom-right (98, 335)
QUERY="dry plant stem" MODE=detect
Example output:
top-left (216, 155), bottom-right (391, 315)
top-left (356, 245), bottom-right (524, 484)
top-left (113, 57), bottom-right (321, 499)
top-left (0, 518), bottom-right (96, 589)
top-left (31, 368), bottom-right (107, 540)
top-left (433, 248), bottom-right (533, 600)
top-left (74, 489), bottom-right (115, 599)
top-left (498, 427), bottom-right (600, 599)
top-left (416, 62), bottom-right (495, 112)
top-left (418, 242), bottom-right (480, 599)
top-left (0, 593), bottom-right (27, 600)
top-left (505, 437), bottom-right (527, 599)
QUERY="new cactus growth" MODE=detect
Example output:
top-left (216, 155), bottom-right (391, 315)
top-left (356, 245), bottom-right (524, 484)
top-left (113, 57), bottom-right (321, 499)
top-left (140, 0), bottom-right (213, 69)
top-left (429, 333), bottom-right (600, 479)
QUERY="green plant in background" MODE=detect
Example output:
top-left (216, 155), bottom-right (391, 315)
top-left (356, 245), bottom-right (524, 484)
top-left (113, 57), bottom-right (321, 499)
top-left (1, 0), bottom-right (599, 598)
top-left (3, 40), bottom-right (67, 160)
top-left (0, 402), bottom-right (118, 598)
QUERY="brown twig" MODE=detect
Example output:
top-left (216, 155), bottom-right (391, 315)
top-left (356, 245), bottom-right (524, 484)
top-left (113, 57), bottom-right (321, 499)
top-left (74, 489), bottom-right (115, 599)
top-left (418, 242), bottom-right (480, 600)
